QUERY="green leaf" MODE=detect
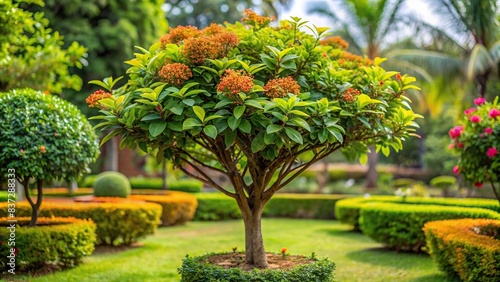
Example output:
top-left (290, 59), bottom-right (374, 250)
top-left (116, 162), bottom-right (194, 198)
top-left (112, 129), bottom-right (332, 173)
top-left (251, 132), bottom-right (266, 152)
top-left (149, 121), bottom-right (167, 137)
top-left (193, 106), bottom-right (205, 121)
top-left (225, 130), bottom-right (236, 148)
top-left (234, 105), bottom-right (246, 119)
top-left (327, 128), bottom-right (344, 143)
top-left (182, 99), bottom-right (195, 106)
top-left (284, 127), bottom-right (303, 144)
top-left (245, 99), bottom-right (264, 109)
top-left (288, 110), bottom-right (309, 117)
top-left (381, 146), bottom-right (390, 157)
top-left (357, 94), bottom-right (371, 109)
top-left (203, 125), bottom-right (218, 139)
top-left (267, 124), bottom-right (282, 134)
top-left (215, 99), bottom-right (233, 109)
top-left (183, 118), bottom-right (202, 130)
top-left (359, 153), bottom-right (368, 165)
top-left (100, 130), bottom-right (120, 146)
top-left (228, 116), bottom-right (240, 130)
top-left (288, 117), bottom-right (311, 131)
top-left (167, 122), bottom-right (183, 132)
top-left (170, 105), bottom-right (184, 115)
top-left (141, 114), bottom-right (162, 121)
top-left (239, 119), bottom-right (251, 133)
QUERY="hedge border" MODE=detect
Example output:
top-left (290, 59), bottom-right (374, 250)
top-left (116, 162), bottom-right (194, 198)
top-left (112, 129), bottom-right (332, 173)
top-left (178, 252), bottom-right (335, 282)
top-left (424, 218), bottom-right (500, 282)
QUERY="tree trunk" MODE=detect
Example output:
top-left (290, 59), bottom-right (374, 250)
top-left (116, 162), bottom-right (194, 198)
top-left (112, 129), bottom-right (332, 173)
top-left (366, 145), bottom-right (378, 189)
top-left (23, 179), bottom-right (43, 227)
top-left (476, 71), bottom-right (490, 98)
top-left (317, 159), bottom-right (329, 193)
top-left (162, 161), bottom-right (168, 191)
top-left (242, 208), bottom-right (268, 268)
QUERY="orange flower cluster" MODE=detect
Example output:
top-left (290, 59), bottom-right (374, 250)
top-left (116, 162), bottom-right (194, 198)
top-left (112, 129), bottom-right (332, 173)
top-left (340, 51), bottom-right (373, 66)
top-left (160, 25), bottom-right (198, 46)
top-left (342, 88), bottom-right (361, 102)
top-left (158, 63), bottom-right (193, 87)
top-left (242, 9), bottom-right (275, 27)
top-left (320, 36), bottom-right (349, 50)
top-left (263, 76), bottom-right (300, 98)
top-left (86, 89), bottom-right (112, 108)
top-left (217, 69), bottom-right (254, 99)
top-left (40, 145), bottom-right (46, 154)
top-left (201, 23), bottom-right (226, 35)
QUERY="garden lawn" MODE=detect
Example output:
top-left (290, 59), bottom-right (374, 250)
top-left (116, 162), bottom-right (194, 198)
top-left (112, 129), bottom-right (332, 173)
top-left (7, 219), bottom-right (454, 282)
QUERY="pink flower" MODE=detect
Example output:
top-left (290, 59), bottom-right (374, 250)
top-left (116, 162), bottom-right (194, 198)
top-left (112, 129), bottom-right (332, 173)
top-left (448, 126), bottom-right (464, 138)
top-left (457, 143), bottom-right (464, 149)
top-left (487, 147), bottom-right (498, 158)
top-left (449, 144), bottom-right (455, 150)
top-left (453, 165), bottom-right (459, 175)
top-left (485, 127), bottom-right (493, 134)
top-left (489, 108), bottom-right (500, 118)
top-left (474, 97), bottom-right (486, 105)
top-left (470, 115), bottom-right (481, 123)
top-left (464, 108), bottom-right (476, 116)
top-left (474, 183), bottom-right (483, 188)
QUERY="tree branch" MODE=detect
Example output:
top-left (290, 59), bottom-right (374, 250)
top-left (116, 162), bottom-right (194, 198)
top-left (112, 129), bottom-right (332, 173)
top-left (176, 160), bottom-right (236, 198)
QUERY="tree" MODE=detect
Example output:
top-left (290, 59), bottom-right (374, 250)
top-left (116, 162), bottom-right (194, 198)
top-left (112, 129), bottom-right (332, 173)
top-left (387, 0), bottom-right (500, 99)
top-left (0, 89), bottom-right (99, 226)
top-left (308, 0), bottom-right (410, 188)
top-left (0, 0), bottom-right (87, 94)
top-left (91, 11), bottom-right (421, 268)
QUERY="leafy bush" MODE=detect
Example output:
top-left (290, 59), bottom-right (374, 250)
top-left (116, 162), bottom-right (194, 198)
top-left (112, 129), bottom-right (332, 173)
top-left (0, 88), bottom-right (100, 225)
top-left (194, 193), bottom-right (242, 221)
top-left (0, 202), bottom-right (161, 246)
top-left (93, 171), bottom-right (131, 198)
top-left (0, 217), bottom-right (96, 271)
top-left (78, 174), bottom-right (98, 188)
top-left (264, 194), bottom-right (348, 219)
top-left (131, 191), bottom-right (198, 226)
top-left (449, 97), bottom-right (500, 202)
top-left (335, 196), bottom-right (500, 230)
top-left (359, 202), bottom-right (500, 252)
top-left (178, 253), bottom-right (335, 282)
top-left (424, 218), bottom-right (500, 281)
top-left (130, 178), bottom-right (203, 193)
top-left (429, 176), bottom-right (457, 188)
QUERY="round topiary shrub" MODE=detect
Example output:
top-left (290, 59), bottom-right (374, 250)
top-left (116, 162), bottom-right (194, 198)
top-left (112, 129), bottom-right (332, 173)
top-left (0, 217), bottom-right (96, 272)
top-left (178, 253), bottom-right (335, 282)
top-left (93, 171), bottom-right (131, 198)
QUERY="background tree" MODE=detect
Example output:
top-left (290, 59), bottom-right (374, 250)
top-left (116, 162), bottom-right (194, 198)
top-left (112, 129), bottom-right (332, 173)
top-left (0, 0), bottom-right (86, 93)
top-left (91, 11), bottom-right (421, 267)
top-left (308, 0), bottom-right (410, 188)
top-left (0, 89), bottom-right (99, 226)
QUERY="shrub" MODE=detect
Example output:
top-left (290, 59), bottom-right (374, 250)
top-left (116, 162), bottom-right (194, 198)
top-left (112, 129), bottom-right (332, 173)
top-left (392, 178), bottom-right (415, 188)
top-left (264, 194), bottom-right (348, 219)
top-left (93, 171), bottom-right (131, 198)
top-left (194, 193), bottom-right (241, 221)
top-left (0, 217), bottom-right (96, 271)
top-left (359, 202), bottom-right (500, 252)
top-left (169, 179), bottom-right (203, 193)
top-left (85, 176), bottom-right (204, 193)
top-left (178, 253), bottom-right (335, 282)
top-left (429, 176), bottom-right (457, 188)
top-left (78, 174), bottom-right (98, 188)
top-left (131, 191), bottom-right (198, 226)
top-left (424, 218), bottom-right (500, 281)
top-left (0, 202), bottom-right (161, 246)
top-left (335, 196), bottom-right (500, 230)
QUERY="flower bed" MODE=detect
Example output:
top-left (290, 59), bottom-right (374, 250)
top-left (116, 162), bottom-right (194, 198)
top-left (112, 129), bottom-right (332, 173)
top-left (0, 217), bottom-right (96, 272)
top-left (424, 218), bottom-right (500, 281)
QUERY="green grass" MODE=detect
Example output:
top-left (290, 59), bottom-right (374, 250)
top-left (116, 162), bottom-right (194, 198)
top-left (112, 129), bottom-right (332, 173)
top-left (6, 219), bottom-right (455, 282)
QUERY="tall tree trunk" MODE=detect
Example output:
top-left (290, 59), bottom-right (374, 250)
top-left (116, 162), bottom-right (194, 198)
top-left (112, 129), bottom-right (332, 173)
top-left (242, 207), bottom-right (267, 268)
top-left (476, 71), bottom-right (490, 98)
top-left (317, 158), bottom-right (329, 193)
top-left (366, 145), bottom-right (378, 189)
top-left (162, 161), bottom-right (168, 191)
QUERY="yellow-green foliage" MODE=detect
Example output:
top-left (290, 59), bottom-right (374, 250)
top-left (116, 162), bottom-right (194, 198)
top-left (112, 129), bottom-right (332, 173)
top-left (0, 217), bottom-right (96, 271)
top-left (360, 202), bottom-right (500, 252)
top-left (424, 219), bottom-right (500, 281)
top-left (131, 191), bottom-right (198, 226)
top-left (0, 202), bottom-right (161, 246)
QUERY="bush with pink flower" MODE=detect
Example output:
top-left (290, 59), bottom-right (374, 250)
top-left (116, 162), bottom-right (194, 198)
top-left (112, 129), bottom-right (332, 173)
top-left (449, 97), bottom-right (500, 203)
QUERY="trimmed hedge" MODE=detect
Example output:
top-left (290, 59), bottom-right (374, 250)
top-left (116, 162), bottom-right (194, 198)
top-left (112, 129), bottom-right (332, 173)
top-left (81, 175), bottom-right (203, 193)
top-left (335, 196), bottom-right (500, 230)
top-left (195, 193), bottom-right (349, 221)
top-left (359, 202), bottom-right (500, 252)
top-left (0, 217), bottom-right (96, 271)
top-left (93, 171), bottom-right (131, 198)
top-left (0, 202), bottom-right (161, 246)
top-left (131, 191), bottom-right (198, 226)
top-left (178, 253), bottom-right (335, 282)
top-left (424, 219), bottom-right (500, 281)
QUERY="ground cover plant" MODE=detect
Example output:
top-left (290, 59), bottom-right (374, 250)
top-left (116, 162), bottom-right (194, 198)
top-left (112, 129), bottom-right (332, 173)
top-left (1, 219), bottom-right (453, 281)
top-left (90, 10), bottom-right (421, 268)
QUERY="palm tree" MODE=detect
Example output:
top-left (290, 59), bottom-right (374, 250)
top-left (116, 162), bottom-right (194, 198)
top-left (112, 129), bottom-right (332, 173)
top-left (387, 0), bottom-right (500, 99)
top-left (308, 0), bottom-right (409, 188)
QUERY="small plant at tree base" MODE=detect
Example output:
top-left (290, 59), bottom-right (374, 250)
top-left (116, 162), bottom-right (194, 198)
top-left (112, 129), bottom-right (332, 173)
top-left (449, 97), bottom-right (500, 203)
top-left (0, 89), bottom-right (99, 226)
top-left (91, 10), bottom-right (421, 268)
top-left (281, 248), bottom-right (288, 259)
top-left (93, 171), bottom-right (131, 198)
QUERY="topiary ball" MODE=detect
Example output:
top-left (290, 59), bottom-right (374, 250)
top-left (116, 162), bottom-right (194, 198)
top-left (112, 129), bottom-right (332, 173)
top-left (93, 172), bottom-right (131, 198)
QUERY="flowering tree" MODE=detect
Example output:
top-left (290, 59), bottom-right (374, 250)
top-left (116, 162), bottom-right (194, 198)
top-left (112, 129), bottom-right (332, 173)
top-left (91, 11), bottom-right (421, 268)
top-left (450, 97), bottom-right (500, 203)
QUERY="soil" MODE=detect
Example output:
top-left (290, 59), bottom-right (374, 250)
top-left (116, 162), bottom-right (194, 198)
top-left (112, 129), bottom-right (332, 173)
top-left (207, 253), bottom-right (315, 271)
